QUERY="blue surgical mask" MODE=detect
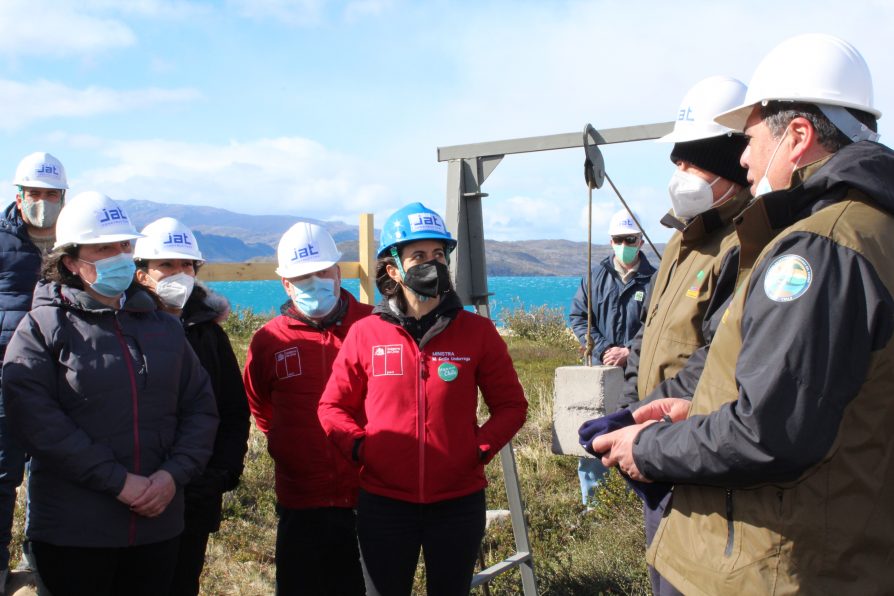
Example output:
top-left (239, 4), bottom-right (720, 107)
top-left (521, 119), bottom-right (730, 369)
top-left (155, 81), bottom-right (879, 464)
top-left (289, 276), bottom-right (338, 318)
top-left (83, 252), bottom-right (136, 297)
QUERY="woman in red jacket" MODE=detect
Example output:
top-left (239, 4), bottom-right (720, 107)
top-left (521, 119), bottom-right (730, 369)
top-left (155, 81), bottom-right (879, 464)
top-left (318, 202), bottom-right (527, 596)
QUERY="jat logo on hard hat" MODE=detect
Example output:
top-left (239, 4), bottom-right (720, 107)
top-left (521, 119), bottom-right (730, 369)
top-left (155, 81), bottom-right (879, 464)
top-left (678, 106), bottom-right (695, 122)
top-left (164, 232), bottom-right (193, 247)
top-left (408, 212), bottom-right (446, 234)
top-left (290, 243), bottom-right (320, 262)
top-left (96, 207), bottom-right (129, 226)
top-left (37, 164), bottom-right (60, 176)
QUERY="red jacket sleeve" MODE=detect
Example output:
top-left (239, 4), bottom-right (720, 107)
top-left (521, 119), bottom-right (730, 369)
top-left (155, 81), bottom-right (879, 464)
top-left (317, 325), bottom-right (368, 461)
top-left (243, 329), bottom-right (273, 435)
top-left (474, 321), bottom-right (528, 463)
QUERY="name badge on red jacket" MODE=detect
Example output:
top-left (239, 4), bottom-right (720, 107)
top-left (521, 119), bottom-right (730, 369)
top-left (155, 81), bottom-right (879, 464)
top-left (275, 347), bottom-right (302, 379)
top-left (372, 344), bottom-right (403, 376)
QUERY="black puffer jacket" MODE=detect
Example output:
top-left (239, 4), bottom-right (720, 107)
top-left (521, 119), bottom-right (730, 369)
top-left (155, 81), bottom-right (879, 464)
top-left (2, 281), bottom-right (219, 547)
top-left (0, 202), bottom-right (43, 361)
top-left (180, 284), bottom-right (250, 532)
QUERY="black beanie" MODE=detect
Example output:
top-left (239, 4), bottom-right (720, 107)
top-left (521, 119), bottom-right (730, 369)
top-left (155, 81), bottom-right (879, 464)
top-left (670, 134), bottom-right (749, 187)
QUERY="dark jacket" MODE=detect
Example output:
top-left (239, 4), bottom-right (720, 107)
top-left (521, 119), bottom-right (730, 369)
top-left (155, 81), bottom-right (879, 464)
top-left (0, 202), bottom-right (43, 361)
top-left (569, 253), bottom-right (655, 363)
top-left (2, 281), bottom-right (219, 547)
top-left (181, 285), bottom-right (250, 532)
top-left (635, 142), bottom-right (894, 594)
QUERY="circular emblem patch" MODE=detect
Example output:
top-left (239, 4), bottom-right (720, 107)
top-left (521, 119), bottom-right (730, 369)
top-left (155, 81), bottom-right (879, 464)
top-left (438, 362), bottom-right (458, 382)
top-left (763, 254), bottom-right (812, 302)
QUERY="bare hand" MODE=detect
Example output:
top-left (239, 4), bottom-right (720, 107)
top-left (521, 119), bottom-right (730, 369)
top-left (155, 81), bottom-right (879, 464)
top-left (602, 347), bottom-right (629, 367)
top-left (633, 397), bottom-right (691, 424)
top-left (116, 473), bottom-right (151, 506)
top-left (590, 421), bottom-right (657, 482)
top-left (129, 470), bottom-right (176, 518)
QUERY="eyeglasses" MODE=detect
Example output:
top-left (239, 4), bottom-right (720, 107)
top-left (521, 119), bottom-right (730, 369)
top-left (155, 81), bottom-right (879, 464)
top-left (611, 235), bottom-right (640, 245)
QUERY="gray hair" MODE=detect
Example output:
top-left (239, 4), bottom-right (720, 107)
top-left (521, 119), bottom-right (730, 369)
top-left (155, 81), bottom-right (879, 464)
top-left (760, 101), bottom-right (877, 152)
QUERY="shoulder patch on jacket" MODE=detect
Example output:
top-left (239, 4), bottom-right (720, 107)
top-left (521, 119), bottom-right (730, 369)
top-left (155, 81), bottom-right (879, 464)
top-left (763, 254), bottom-right (812, 303)
top-left (372, 344), bottom-right (403, 376)
top-left (275, 347), bottom-right (302, 379)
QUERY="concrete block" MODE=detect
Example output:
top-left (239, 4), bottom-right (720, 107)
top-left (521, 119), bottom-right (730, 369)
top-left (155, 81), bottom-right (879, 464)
top-left (551, 365), bottom-right (623, 457)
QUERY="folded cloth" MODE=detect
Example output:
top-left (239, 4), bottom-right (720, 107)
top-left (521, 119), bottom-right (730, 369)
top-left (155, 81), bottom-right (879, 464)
top-left (578, 410), bottom-right (671, 509)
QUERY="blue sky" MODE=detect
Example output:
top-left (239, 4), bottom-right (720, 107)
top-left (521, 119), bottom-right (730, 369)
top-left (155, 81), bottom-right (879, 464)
top-left (2, 0), bottom-right (891, 243)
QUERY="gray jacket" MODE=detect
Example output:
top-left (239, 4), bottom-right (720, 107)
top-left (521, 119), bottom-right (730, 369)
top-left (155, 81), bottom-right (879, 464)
top-left (1, 280), bottom-right (219, 547)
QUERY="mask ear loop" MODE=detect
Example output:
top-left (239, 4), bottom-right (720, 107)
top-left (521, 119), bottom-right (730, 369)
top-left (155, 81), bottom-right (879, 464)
top-left (389, 246), bottom-right (405, 279)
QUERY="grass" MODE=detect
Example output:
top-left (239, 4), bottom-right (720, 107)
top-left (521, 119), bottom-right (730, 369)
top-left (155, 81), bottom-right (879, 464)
top-left (12, 306), bottom-right (650, 595)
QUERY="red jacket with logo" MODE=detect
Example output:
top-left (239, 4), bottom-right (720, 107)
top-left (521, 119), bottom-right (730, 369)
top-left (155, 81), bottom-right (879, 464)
top-left (317, 309), bottom-right (527, 504)
top-left (244, 291), bottom-right (373, 509)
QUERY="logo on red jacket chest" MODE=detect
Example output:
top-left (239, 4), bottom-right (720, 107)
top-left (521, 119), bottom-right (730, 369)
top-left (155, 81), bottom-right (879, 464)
top-left (275, 347), bottom-right (302, 379)
top-left (372, 344), bottom-right (403, 376)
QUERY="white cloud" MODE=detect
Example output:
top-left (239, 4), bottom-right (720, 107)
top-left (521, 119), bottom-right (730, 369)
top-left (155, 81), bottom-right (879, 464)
top-left (227, 0), bottom-right (325, 26)
top-left (67, 136), bottom-right (397, 223)
top-left (0, 0), bottom-right (136, 57)
top-left (0, 80), bottom-right (202, 131)
top-left (343, 0), bottom-right (392, 22)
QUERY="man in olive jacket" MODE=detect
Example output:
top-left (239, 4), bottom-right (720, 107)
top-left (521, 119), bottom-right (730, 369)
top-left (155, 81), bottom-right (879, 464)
top-left (594, 34), bottom-right (894, 594)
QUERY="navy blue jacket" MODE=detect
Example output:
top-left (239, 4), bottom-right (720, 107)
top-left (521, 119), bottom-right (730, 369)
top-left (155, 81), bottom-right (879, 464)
top-left (569, 254), bottom-right (655, 364)
top-left (0, 202), bottom-right (42, 361)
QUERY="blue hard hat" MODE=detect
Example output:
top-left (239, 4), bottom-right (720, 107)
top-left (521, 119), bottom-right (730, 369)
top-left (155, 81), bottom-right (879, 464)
top-left (377, 202), bottom-right (457, 258)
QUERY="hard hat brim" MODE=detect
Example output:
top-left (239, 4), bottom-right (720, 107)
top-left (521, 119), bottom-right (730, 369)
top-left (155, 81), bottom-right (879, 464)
top-left (134, 249), bottom-right (205, 261)
top-left (275, 256), bottom-right (341, 279)
top-left (15, 180), bottom-right (69, 190)
top-left (715, 97), bottom-right (883, 133)
top-left (52, 231), bottom-right (144, 251)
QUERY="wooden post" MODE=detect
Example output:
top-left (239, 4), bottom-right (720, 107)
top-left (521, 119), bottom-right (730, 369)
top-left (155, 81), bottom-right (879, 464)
top-left (359, 213), bottom-right (375, 305)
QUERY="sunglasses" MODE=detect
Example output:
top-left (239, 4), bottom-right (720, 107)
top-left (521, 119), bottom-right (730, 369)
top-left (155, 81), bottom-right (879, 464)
top-left (611, 235), bottom-right (640, 245)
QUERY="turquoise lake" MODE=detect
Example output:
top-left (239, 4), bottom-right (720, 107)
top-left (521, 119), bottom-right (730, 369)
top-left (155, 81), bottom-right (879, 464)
top-left (207, 276), bottom-right (582, 325)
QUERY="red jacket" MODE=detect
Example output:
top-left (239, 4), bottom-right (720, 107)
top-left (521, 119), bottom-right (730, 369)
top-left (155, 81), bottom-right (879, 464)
top-left (244, 291), bottom-right (373, 509)
top-left (318, 308), bottom-right (527, 504)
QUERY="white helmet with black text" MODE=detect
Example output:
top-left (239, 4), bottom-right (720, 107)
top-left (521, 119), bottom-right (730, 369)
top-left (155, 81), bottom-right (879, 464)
top-left (275, 222), bottom-right (342, 278)
top-left (53, 192), bottom-right (143, 249)
top-left (14, 152), bottom-right (68, 190)
top-left (134, 217), bottom-right (204, 262)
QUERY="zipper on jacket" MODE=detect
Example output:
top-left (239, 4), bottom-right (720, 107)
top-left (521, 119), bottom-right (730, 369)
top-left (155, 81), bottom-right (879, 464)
top-left (418, 351), bottom-right (428, 502)
top-left (113, 315), bottom-right (141, 546)
top-left (724, 488), bottom-right (735, 557)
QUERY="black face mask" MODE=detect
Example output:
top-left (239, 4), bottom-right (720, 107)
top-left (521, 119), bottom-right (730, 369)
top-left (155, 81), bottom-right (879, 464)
top-left (402, 259), bottom-right (451, 298)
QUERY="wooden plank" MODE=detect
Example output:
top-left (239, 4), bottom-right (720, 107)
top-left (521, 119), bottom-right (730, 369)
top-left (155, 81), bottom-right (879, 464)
top-left (198, 261), bottom-right (363, 282)
top-left (358, 213), bottom-right (376, 304)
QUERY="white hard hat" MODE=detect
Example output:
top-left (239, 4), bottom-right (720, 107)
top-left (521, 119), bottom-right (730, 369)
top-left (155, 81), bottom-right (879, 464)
top-left (657, 76), bottom-right (748, 143)
top-left (608, 210), bottom-right (641, 236)
top-left (14, 152), bottom-right (68, 190)
top-left (715, 34), bottom-right (880, 133)
top-left (275, 221), bottom-right (342, 278)
top-left (53, 191), bottom-right (143, 250)
top-left (134, 217), bottom-right (204, 262)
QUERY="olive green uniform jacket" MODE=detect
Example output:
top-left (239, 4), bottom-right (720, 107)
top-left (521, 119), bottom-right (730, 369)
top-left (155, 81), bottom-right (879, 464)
top-left (633, 141), bottom-right (894, 594)
top-left (619, 189), bottom-right (750, 410)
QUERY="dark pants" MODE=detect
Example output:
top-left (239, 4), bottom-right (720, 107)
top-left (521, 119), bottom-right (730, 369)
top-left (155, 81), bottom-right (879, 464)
top-left (275, 505), bottom-right (364, 596)
top-left (357, 489), bottom-right (486, 596)
top-left (168, 525), bottom-right (211, 596)
top-left (645, 492), bottom-right (682, 596)
top-left (32, 536), bottom-right (180, 596)
top-left (0, 392), bottom-right (27, 571)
